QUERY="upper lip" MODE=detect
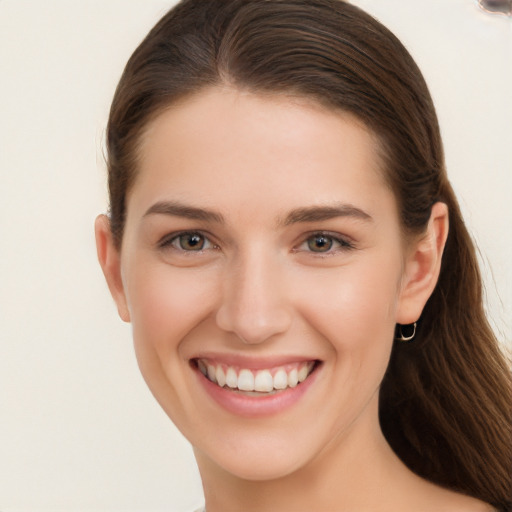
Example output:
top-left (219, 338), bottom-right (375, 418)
top-left (190, 353), bottom-right (320, 370)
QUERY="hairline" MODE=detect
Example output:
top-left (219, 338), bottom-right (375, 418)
top-left (126, 81), bottom-right (396, 219)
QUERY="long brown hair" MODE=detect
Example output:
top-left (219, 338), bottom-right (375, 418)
top-left (105, 0), bottom-right (512, 509)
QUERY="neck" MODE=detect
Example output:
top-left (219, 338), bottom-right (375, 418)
top-left (195, 396), bottom-right (414, 512)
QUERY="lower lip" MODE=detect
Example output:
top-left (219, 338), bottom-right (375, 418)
top-left (194, 363), bottom-right (320, 418)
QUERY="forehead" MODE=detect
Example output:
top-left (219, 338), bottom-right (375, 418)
top-left (129, 86), bottom-right (394, 222)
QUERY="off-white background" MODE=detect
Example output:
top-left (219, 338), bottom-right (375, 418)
top-left (0, 1), bottom-right (510, 510)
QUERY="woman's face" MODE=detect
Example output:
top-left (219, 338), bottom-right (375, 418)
top-left (107, 87), bottom-right (419, 480)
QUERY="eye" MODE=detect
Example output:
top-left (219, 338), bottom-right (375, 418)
top-left (307, 234), bottom-right (334, 252)
top-left (298, 232), bottom-right (354, 253)
top-left (160, 232), bottom-right (215, 252)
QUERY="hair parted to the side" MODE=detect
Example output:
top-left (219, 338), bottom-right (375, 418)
top-left (106, 0), bottom-right (512, 509)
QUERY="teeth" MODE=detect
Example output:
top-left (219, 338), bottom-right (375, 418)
top-left (207, 364), bottom-right (216, 382)
top-left (298, 364), bottom-right (309, 382)
top-left (198, 360), bottom-right (208, 376)
top-left (226, 367), bottom-right (238, 388)
top-left (288, 368), bottom-right (298, 388)
top-left (254, 370), bottom-right (273, 392)
top-left (273, 369), bottom-right (288, 390)
top-left (238, 369), bottom-right (255, 391)
top-left (198, 359), bottom-right (316, 393)
top-left (215, 366), bottom-right (226, 387)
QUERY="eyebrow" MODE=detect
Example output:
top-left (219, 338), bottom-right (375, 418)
top-left (143, 200), bottom-right (372, 226)
top-left (281, 204), bottom-right (373, 226)
top-left (143, 201), bottom-right (225, 223)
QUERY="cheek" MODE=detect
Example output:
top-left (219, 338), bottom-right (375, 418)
top-left (123, 262), bottom-right (221, 429)
top-left (300, 259), bottom-right (400, 326)
top-left (294, 256), bottom-right (401, 370)
top-left (126, 263), bottom-right (217, 357)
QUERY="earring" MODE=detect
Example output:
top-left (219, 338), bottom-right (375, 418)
top-left (395, 322), bottom-right (417, 342)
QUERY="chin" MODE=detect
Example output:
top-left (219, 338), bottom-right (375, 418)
top-left (199, 441), bottom-right (314, 482)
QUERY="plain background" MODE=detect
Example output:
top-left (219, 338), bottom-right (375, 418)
top-left (0, 1), bottom-right (510, 510)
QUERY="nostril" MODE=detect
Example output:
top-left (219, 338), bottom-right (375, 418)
top-left (215, 299), bottom-right (293, 345)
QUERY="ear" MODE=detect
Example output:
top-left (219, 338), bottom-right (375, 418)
top-left (94, 214), bottom-right (131, 322)
top-left (396, 202), bottom-right (449, 324)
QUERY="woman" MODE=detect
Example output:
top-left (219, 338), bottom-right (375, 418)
top-left (95, 0), bottom-right (512, 510)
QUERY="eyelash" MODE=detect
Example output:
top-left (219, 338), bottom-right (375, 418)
top-left (158, 231), bottom-right (217, 253)
top-left (295, 232), bottom-right (355, 255)
top-left (158, 230), bottom-right (355, 255)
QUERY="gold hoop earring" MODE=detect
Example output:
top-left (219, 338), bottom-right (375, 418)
top-left (395, 322), bottom-right (417, 342)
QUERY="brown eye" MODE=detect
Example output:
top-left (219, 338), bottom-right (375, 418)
top-left (298, 233), bottom-right (354, 254)
top-left (159, 231), bottom-right (217, 253)
top-left (307, 234), bottom-right (333, 252)
top-left (177, 233), bottom-right (206, 251)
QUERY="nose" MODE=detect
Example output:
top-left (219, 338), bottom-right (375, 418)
top-left (215, 249), bottom-right (293, 345)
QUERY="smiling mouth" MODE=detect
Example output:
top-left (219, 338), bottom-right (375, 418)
top-left (193, 358), bottom-right (319, 395)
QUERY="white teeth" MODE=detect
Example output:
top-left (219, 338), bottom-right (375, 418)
top-left (273, 369), bottom-right (288, 390)
top-left (238, 369), bottom-right (255, 391)
top-left (288, 368), bottom-right (298, 388)
top-left (254, 370), bottom-right (274, 392)
top-left (215, 366), bottom-right (226, 387)
top-left (207, 364), bottom-right (216, 382)
top-left (226, 366), bottom-right (238, 388)
top-left (198, 360), bottom-right (316, 392)
top-left (298, 364), bottom-right (309, 382)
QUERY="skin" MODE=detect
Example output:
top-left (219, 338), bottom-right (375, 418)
top-left (96, 87), bottom-right (493, 511)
